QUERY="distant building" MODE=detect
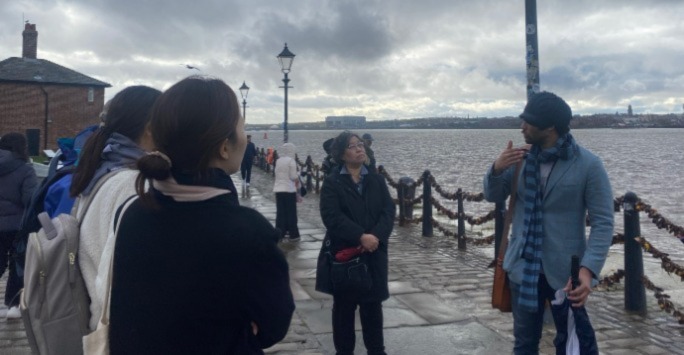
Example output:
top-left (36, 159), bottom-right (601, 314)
top-left (0, 23), bottom-right (110, 153)
top-left (325, 115), bottom-right (366, 129)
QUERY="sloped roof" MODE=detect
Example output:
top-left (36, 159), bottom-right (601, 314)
top-left (0, 57), bottom-right (110, 87)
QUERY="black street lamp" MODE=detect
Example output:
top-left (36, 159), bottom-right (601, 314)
top-left (239, 81), bottom-right (249, 121)
top-left (277, 43), bottom-right (295, 143)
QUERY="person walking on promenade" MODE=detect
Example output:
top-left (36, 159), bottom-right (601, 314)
top-left (0, 133), bottom-right (37, 319)
top-left (109, 76), bottom-right (294, 354)
top-left (316, 131), bottom-right (395, 355)
top-left (241, 134), bottom-right (257, 187)
top-left (274, 142), bottom-right (301, 241)
top-left (362, 133), bottom-right (376, 172)
top-left (69, 85), bottom-right (161, 331)
top-left (321, 137), bottom-right (337, 178)
top-left (483, 92), bottom-right (613, 354)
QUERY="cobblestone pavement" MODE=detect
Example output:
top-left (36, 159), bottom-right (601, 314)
top-left (2, 168), bottom-right (684, 354)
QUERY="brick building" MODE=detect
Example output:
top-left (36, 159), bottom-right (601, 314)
top-left (0, 23), bottom-right (110, 154)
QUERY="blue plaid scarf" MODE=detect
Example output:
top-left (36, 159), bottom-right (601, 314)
top-left (518, 133), bottom-right (575, 313)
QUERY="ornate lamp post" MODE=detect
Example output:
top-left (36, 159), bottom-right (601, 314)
top-left (277, 43), bottom-right (295, 143)
top-left (239, 81), bottom-right (250, 121)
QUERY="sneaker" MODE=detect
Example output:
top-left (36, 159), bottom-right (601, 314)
top-left (246, 182), bottom-right (250, 187)
top-left (6, 306), bottom-right (21, 319)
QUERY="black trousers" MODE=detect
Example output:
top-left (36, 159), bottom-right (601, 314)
top-left (240, 161), bottom-right (253, 183)
top-left (275, 192), bottom-right (299, 238)
top-left (332, 295), bottom-right (386, 355)
top-left (0, 231), bottom-right (21, 307)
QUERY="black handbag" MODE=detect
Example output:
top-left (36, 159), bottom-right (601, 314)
top-left (330, 253), bottom-right (372, 292)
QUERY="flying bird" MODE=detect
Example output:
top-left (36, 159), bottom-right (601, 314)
top-left (180, 64), bottom-right (200, 71)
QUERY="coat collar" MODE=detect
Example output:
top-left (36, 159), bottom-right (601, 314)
top-left (544, 145), bottom-right (579, 197)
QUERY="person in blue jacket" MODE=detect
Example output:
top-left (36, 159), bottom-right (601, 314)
top-left (483, 92), bottom-right (613, 354)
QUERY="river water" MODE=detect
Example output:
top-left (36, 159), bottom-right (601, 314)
top-left (251, 128), bottom-right (684, 302)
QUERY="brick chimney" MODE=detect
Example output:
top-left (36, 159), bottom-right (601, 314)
top-left (22, 22), bottom-right (38, 59)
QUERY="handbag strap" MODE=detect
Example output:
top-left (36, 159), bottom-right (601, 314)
top-left (497, 161), bottom-right (524, 261)
top-left (97, 195), bottom-right (138, 327)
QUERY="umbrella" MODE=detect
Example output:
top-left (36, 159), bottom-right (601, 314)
top-left (550, 290), bottom-right (598, 355)
top-left (549, 256), bottom-right (599, 355)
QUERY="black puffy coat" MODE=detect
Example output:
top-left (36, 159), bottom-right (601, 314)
top-left (315, 168), bottom-right (395, 302)
top-left (0, 150), bottom-right (37, 232)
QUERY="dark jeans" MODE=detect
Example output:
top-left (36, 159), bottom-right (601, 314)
top-left (0, 231), bottom-right (22, 307)
top-left (510, 274), bottom-right (558, 355)
top-left (240, 161), bottom-right (253, 183)
top-left (275, 192), bottom-right (299, 238)
top-left (332, 295), bottom-right (386, 355)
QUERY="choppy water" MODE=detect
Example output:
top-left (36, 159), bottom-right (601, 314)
top-left (252, 128), bottom-right (684, 301)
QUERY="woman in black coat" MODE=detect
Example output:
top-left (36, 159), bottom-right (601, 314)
top-left (315, 131), bottom-right (395, 355)
top-left (109, 76), bottom-right (294, 354)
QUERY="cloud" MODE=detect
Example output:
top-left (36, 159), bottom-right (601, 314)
top-left (2, 0), bottom-right (683, 123)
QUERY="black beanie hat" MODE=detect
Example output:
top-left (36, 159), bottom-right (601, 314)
top-left (519, 92), bottom-right (572, 131)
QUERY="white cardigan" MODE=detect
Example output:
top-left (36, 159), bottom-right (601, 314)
top-left (77, 169), bottom-right (139, 330)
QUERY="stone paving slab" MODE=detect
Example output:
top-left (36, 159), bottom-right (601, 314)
top-left (394, 293), bottom-right (471, 325)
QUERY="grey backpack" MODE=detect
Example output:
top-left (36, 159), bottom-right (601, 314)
top-left (20, 171), bottom-right (120, 355)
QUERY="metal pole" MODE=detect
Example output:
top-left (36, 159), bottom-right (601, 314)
top-left (40, 86), bottom-right (49, 150)
top-left (283, 72), bottom-right (289, 143)
top-left (457, 189), bottom-right (466, 250)
top-left (623, 191), bottom-right (647, 314)
top-left (242, 98), bottom-right (247, 121)
top-left (525, 0), bottom-right (540, 99)
top-left (422, 170), bottom-right (433, 237)
top-left (398, 180), bottom-right (406, 226)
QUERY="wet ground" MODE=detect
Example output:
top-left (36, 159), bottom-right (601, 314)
top-left (2, 167), bottom-right (684, 354)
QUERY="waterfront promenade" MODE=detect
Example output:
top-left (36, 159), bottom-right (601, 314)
top-left (2, 168), bottom-right (684, 354)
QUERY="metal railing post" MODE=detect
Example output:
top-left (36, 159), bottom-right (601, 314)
top-left (457, 189), bottom-right (466, 250)
top-left (623, 191), bottom-right (647, 314)
top-left (422, 170), bottom-right (433, 237)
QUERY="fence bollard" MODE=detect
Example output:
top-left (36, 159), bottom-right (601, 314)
top-left (494, 201), bottom-right (505, 258)
top-left (398, 177), bottom-right (416, 226)
top-left (623, 191), bottom-right (647, 314)
top-left (398, 179), bottom-right (406, 226)
top-left (305, 156), bottom-right (314, 191)
top-left (315, 167), bottom-right (321, 194)
top-left (422, 170), bottom-right (433, 237)
top-left (457, 188), bottom-right (466, 250)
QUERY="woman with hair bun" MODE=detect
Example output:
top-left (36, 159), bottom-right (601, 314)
top-left (109, 76), bottom-right (294, 354)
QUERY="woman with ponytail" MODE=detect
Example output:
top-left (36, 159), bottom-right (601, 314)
top-left (70, 85), bottom-right (161, 330)
top-left (109, 76), bottom-right (294, 354)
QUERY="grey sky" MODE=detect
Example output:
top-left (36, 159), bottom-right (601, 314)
top-left (2, 0), bottom-right (683, 124)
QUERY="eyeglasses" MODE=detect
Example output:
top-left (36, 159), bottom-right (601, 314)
top-left (346, 141), bottom-right (365, 150)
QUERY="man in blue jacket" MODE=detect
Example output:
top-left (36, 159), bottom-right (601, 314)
top-left (483, 92), bottom-right (613, 354)
top-left (241, 135), bottom-right (257, 187)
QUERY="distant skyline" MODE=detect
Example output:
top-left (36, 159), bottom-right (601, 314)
top-left (2, 0), bottom-right (683, 124)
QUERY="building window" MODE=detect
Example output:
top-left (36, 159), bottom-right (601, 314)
top-left (88, 87), bottom-right (94, 103)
